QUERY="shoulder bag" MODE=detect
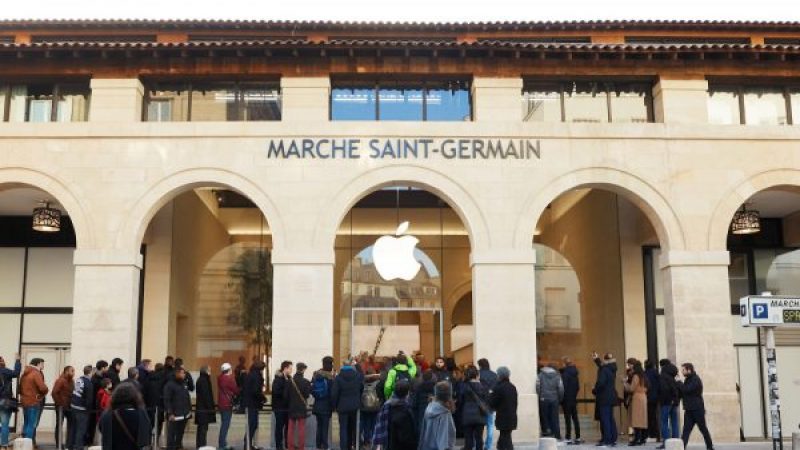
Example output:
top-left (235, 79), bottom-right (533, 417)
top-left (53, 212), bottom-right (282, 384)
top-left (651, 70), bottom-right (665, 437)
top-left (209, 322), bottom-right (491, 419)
top-left (290, 378), bottom-right (311, 417)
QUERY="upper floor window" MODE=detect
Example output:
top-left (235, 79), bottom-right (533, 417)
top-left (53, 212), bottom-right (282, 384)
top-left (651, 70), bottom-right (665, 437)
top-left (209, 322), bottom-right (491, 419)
top-left (522, 79), bottom-right (654, 123)
top-left (708, 82), bottom-right (797, 126)
top-left (143, 81), bottom-right (281, 122)
top-left (0, 82), bottom-right (90, 123)
top-left (330, 79), bottom-right (471, 121)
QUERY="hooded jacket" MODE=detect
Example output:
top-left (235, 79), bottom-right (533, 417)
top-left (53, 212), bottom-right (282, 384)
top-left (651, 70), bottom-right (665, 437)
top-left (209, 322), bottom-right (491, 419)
top-left (52, 373), bottom-right (75, 409)
top-left (593, 361), bottom-right (619, 407)
top-left (20, 366), bottom-right (49, 407)
top-left (418, 401), bottom-right (456, 450)
top-left (536, 366), bottom-right (564, 403)
top-left (384, 355), bottom-right (417, 399)
top-left (331, 365), bottom-right (363, 413)
top-left (658, 364), bottom-right (680, 406)
top-left (561, 365), bottom-right (579, 404)
top-left (311, 369), bottom-right (335, 415)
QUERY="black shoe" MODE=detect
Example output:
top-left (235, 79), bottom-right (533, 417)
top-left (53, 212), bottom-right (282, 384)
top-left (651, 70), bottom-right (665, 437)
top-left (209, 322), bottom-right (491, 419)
top-left (656, 445), bottom-right (665, 449)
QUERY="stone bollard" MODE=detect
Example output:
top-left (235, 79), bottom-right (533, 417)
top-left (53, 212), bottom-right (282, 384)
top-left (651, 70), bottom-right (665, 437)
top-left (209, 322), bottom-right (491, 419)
top-left (539, 437), bottom-right (558, 450)
top-left (665, 438), bottom-right (684, 450)
top-left (13, 438), bottom-right (32, 450)
top-left (792, 432), bottom-right (799, 450)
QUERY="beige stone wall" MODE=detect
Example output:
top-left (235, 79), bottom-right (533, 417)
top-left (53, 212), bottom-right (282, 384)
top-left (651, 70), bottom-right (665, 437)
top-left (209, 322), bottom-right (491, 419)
top-left (5, 75), bottom-right (800, 442)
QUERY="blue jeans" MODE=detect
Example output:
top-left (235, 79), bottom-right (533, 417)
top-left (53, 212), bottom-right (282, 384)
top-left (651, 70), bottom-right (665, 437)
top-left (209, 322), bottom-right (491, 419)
top-left (23, 406), bottom-right (41, 441)
top-left (660, 405), bottom-right (679, 440)
top-left (541, 400), bottom-right (561, 439)
top-left (247, 407), bottom-right (261, 449)
top-left (314, 414), bottom-right (331, 450)
top-left (485, 412), bottom-right (495, 449)
top-left (360, 411), bottom-right (377, 445)
top-left (219, 410), bottom-right (233, 448)
top-left (0, 407), bottom-right (11, 446)
top-left (598, 405), bottom-right (617, 445)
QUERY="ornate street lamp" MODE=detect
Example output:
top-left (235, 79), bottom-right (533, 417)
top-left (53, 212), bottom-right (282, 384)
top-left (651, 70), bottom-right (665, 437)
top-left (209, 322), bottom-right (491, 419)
top-left (731, 204), bottom-right (761, 235)
top-left (32, 201), bottom-right (61, 233)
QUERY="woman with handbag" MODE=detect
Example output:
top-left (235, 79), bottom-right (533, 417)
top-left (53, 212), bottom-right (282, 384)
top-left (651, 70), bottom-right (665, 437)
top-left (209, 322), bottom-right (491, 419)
top-left (99, 382), bottom-right (151, 450)
top-left (458, 366), bottom-right (489, 450)
top-left (287, 363), bottom-right (312, 450)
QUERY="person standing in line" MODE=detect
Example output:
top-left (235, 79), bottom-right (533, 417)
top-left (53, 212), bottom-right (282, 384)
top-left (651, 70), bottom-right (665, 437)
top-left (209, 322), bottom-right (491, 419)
top-left (217, 363), bottom-right (240, 450)
top-left (644, 360), bottom-right (661, 442)
top-left (431, 357), bottom-right (452, 387)
top-left (311, 356), bottom-right (335, 450)
top-left (87, 360), bottom-right (108, 446)
top-left (477, 359), bottom-right (498, 450)
top-left (560, 357), bottom-right (582, 445)
top-left (194, 366), bottom-right (216, 449)
top-left (623, 359), bottom-right (648, 446)
top-left (235, 356), bottom-right (248, 389)
top-left (174, 359), bottom-right (194, 392)
top-left (592, 353), bottom-right (619, 447)
top-left (98, 382), bottom-right (151, 450)
top-left (677, 363), bottom-right (714, 450)
top-left (122, 367), bottom-right (143, 396)
top-left (271, 361), bottom-right (292, 450)
top-left (108, 358), bottom-right (124, 390)
top-left (656, 359), bottom-right (680, 449)
top-left (536, 363), bottom-right (564, 440)
top-left (412, 370), bottom-right (437, 435)
top-left (69, 366), bottom-right (94, 450)
top-left (418, 381), bottom-right (456, 450)
top-left (360, 367), bottom-right (382, 449)
top-left (0, 354), bottom-right (21, 449)
top-left (243, 361), bottom-right (267, 450)
top-left (488, 367), bottom-right (517, 450)
top-left (144, 363), bottom-right (165, 440)
top-left (52, 365), bottom-right (75, 450)
top-left (97, 379), bottom-right (113, 423)
top-left (383, 352), bottom-right (417, 400)
top-left (163, 367), bottom-right (192, 450)
top-left (332, 359), bottom-right (363, 450)
top-left (460, 366), bottom-right (489, 450)
top-left (20, 358), bottom-right (48, 442)
top-left (287, 363), bottom-right (311, 450)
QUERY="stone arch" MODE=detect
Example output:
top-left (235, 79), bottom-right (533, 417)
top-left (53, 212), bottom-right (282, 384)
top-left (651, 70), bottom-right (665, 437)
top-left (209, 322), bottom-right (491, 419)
top-left (445, 280), bottom-right (473, 324)
top-left (118, 167), bottom-right (286, 253)
top-left (0, 167), bottom-right (94, 247)
top-left (709, 169), bottom-right (800, 251)
top-left (514, 167), bottom-right (686, 251)
top-left (314, 164), bottom-right (491, 251)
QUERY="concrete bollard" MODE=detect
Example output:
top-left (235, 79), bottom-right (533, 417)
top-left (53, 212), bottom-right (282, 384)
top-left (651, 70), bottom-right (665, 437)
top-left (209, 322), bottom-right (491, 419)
top-left (792, 432), bottom-right (799, 450)
top-left (539, 437), bottom-right (558, 450)
top-left (13, 438), bottom-right (32, 450)
top-left (199, 447), bottom-right (216, 450)
top-left (665, 438), bottom-right (684, 450)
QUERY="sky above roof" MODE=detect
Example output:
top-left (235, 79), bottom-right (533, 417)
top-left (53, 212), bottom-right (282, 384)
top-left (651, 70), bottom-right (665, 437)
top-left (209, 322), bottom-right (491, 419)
top-left (3, 0), bottom-right (799, 22)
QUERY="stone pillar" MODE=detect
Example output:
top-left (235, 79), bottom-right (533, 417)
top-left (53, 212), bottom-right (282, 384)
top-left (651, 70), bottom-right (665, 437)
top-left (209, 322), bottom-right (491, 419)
top-left (471, 77), bottom-right (523, 122)
top-left (71, 249), bottom-right (142, 367)
top-left (88, 78), bottom-right (145, 122)
top-left (661, 250), bottom-right (740, 442)
top-left (652, 79), bottom-right (710, 125)
top-left (280, 77), bottom-right (331, 122)
top-left (472, 249), bottom-right (538, 442)
top-left (140, 204), bottom-right (174, 361)
top-left (271, 249), bottom-right (334, 372)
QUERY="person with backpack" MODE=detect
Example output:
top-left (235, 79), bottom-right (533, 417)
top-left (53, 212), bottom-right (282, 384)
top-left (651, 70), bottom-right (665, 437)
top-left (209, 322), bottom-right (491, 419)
top-left (489, 367), bottom-right (517, 450)
top-left (287, 363), bottom-right (311, 450)
top-left (332, 359), bottom-right (363, 450)
top-left (383, 352), bottom-right (417, 399)
top-left (361, 368), bottom-right (382, 449)
top-left (419, 381), bottom-right (456, 450)
top-left (0, 354), bottom-right (21, 449)
top-left (217, 363), bottom-right (240, 450)
top-left (656, 359), bottom-right (680, 448)
top-left (312, 356), bottom-right (336, 450)
top-left (412, 370), bottom-right (437, 435)
top-left (372, 380), bottom-right (417, 450)
top-left (459, 367), bottom-right (489, 450)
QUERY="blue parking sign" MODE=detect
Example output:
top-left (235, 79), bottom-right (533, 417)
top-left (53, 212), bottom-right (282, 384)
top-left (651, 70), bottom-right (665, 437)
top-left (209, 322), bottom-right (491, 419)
top-left (753, 303), bottom-right (769, 319)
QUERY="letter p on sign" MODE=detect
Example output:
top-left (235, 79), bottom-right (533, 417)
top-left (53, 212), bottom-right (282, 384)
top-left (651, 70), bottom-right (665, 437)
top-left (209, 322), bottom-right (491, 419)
top-left (753, 303), bottom-right (769, 319)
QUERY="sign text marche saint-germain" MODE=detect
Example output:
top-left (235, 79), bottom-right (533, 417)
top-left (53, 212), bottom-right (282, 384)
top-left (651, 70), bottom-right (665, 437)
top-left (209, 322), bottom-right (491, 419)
top-left (266, 137), bottom-right (541, 160)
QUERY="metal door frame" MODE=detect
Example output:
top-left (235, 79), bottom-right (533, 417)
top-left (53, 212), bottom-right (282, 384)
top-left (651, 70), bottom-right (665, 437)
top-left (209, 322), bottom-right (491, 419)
top-left (350, 307), bottom-right (444, 357)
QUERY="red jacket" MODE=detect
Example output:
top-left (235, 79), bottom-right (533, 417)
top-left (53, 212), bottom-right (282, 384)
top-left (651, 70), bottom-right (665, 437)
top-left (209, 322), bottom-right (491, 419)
top-left (52, 374), bottom-right (74, 408)
top-left (217, 373), bottom-right (240, 410)
top-left (96, 389), bottom-right (111, 422)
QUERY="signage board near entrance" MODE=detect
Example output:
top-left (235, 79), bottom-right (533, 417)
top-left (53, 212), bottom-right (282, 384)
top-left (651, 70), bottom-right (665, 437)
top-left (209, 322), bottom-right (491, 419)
top-left (740, 295), bottom-right (800, 327)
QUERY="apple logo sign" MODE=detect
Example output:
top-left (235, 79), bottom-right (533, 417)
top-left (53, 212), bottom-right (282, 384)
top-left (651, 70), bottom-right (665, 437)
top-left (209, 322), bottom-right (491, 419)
top-left (372, 221), bottom-right (421, 281)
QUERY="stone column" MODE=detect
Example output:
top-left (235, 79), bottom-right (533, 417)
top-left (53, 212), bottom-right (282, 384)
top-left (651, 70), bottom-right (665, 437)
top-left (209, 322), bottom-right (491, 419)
top-left (280, 77), bottom-right (331, 122)
top-left (471, 77), bottom-right (523, 122)
top-left (661, 250), bottom-right (740, 442)
top-left (472, 249), bottom-right (538, 442)
top-left (271, 249), bottom-right (334, 372)
top-left (88, 78), bottom-right (145, 122)
top-left (71, 249), bottom-right (142, 367)
top-left (652, 79), bottom-right (710, 125)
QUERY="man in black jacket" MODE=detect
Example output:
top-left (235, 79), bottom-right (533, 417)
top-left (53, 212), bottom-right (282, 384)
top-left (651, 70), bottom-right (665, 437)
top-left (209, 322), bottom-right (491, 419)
top-left (108, 358), bottom-right (123, 389)
top-left (163, 367), bottom-right (192, 450)
top-left (243, 361), bottom-right (267, 450)
top-left (657, 359), bottom-right (680, 447)
top-left (86, 360), bottom-right (108, 445)
top-left (69, 365), bottom-right (94, 450)
top-left (592, 353), bottom-right (618, 447)
top-left (271, 361), bottom-right (291, 450)
top-left (195, 366), bottom-right (216, 449)
top-left (678, 363), bottom-right (714, 450)
top-left (332, 360), bottom-right (363, 450)
top-left (561, 357), bottom-right (582, 444)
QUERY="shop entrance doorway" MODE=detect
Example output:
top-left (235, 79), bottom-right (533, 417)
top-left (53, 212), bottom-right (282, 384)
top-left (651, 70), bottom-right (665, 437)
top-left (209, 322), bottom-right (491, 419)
top-left (18, 345), bottom-right (71, 432)
top-left (350, 307), bottom-right (444, 362)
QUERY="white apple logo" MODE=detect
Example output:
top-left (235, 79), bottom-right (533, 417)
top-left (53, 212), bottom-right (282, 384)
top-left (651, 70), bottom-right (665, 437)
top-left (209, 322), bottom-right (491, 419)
top-left (372, 221), bottom-right (421, 281)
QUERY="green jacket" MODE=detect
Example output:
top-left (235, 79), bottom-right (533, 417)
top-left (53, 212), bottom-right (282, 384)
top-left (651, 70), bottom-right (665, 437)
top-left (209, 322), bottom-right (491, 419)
top-left (384, 355), bottom-right (417, 398)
